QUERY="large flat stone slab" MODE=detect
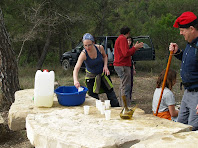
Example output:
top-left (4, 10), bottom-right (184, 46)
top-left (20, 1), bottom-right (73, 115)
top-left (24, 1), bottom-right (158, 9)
top-left (131, 131), bottom-right (198, 148)
top-left (8, 89), bottom-right (96, 131)
top-left (10, 89), bottom-right (197, 148)
top-left (26, 106), bottom-right (192, 148)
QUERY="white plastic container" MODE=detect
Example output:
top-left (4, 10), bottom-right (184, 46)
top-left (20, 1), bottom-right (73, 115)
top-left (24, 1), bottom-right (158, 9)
top-left (34, 70), bottom-right (55, 107)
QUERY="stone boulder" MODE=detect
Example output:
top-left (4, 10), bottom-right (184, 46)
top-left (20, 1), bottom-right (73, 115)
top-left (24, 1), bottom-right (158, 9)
top-left (8, 89), bottom-right (95, 131)
top-left (9, 89), bottom-right (197, 148)
top-left (131, 131), bottom-right (198, 148)
top-left (26, 106), bottom-right (192, 148)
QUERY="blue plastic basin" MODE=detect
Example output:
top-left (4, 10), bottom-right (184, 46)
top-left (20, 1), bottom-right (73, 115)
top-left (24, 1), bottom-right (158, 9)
top-left (55, 86), bottom-right (88, 106)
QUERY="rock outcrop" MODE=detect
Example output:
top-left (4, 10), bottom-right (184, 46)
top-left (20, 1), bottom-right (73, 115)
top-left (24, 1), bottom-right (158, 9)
top-left (8, 89), bottom-right (95, 131)
top-left (26, 106), bottom-right (192, 148)
top-left (9, 89), bottom-right (198, 148)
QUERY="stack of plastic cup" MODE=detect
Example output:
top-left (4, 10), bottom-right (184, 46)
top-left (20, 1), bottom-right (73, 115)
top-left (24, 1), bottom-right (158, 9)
top-left (95, 100), bottom-right (111, 118)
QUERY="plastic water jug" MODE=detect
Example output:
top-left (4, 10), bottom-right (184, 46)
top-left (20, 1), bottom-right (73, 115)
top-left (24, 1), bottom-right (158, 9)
top-left (34, 69), bottom-right (55, 107)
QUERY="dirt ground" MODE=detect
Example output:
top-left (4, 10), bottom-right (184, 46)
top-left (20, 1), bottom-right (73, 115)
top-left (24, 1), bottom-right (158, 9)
top-left (0, 72), bottom-right (184, 148)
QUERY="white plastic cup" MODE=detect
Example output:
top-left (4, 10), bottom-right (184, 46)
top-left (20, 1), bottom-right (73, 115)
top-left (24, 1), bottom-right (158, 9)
top-left (78, 87), bottom-right (84, 92)
top-left (98, 101), bottom-right (103, 111)
top-left (84, 105), bottom-right (90, 115)
top-left (105, 110), bottom-right (111, 120)
top-left (96, 100), bottom-right (101, 109)
top-left (100, 104), bottom-right (105, 114)
top-left (105, 100), bottom-right (111, 109)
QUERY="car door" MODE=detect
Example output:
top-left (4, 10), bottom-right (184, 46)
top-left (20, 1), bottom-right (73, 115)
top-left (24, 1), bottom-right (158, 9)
top-left (105, 36), bottom-right (117, 63)
top-left (132, 36), bottom-right (155, 61)
top-left (95, 36), bottom-right (117, 71)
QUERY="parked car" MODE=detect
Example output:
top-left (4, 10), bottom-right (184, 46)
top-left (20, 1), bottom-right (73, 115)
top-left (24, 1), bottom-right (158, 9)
top-left (61, 36), bottom-right (155, 71)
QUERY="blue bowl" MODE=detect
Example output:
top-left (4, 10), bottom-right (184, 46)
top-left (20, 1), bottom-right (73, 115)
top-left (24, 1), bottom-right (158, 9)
top-left (55, 86), bottom-right (88, 106)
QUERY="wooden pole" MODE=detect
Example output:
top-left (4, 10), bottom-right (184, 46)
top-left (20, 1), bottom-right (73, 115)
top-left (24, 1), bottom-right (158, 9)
top-left (155, 50), bottom-right (173, 116)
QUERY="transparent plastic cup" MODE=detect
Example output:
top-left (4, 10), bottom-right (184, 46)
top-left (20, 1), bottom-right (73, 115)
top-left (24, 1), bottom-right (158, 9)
top-left (96, 100), bottom-right (101, 109)
top-left (98, 101), bottom-right (103, 111)
top-left (105, 100), bottom-right (111, 109)
top-left (84, 105), bottom-right (90, 115)
top-left (78, 87), bottom-right (84, 92)
top-left (105, 110), bottom-right (111, 120)
top-left (100, 104), bottom-right (105, 114)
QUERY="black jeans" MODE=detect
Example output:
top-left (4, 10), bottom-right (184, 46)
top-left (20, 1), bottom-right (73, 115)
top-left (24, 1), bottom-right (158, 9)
top-left (85, 76), bottom-right (120, 107)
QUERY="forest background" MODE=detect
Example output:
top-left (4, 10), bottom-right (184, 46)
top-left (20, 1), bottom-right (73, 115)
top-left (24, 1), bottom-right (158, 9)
top-left (1, 0), bottom-right (198, 69)
top-left (0, 1), bottom-right (198, 146)
top-left (1, 0), bottom-right (198, 107)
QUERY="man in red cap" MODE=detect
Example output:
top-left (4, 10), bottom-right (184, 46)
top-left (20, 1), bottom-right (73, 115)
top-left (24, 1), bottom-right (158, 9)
top-left (169, 11), bottom-right (198, 131)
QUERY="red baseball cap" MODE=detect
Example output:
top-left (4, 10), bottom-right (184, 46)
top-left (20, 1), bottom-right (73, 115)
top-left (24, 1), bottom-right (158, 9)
top-left (173, 11), bottom-right (198, 28)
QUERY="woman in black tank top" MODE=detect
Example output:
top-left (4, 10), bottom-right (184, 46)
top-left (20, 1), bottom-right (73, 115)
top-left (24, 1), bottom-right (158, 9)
top-left (73, 33), bottom-right (119, 107)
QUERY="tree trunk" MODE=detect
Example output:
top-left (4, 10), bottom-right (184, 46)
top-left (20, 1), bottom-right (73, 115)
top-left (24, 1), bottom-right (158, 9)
top-left (36, 30), bottom-right (51, 69)
top-left (26, 44), bottom-right (33, 63)
top-left (0, 8), bottom-right (20, 107)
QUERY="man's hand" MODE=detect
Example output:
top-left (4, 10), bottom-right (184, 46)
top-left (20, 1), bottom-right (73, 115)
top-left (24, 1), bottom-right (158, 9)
top-left (134, 41), bottom-right (144, 50)
top-left (169, 43), bottom-right (179, 53)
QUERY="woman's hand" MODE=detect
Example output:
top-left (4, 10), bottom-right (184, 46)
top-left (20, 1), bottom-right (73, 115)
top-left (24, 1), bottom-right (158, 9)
top-left (196, 105), bottom-right (198, 114)
top-left (169, 43), bottom-right (178, 53)
top-left (133, 69), bottom-right (136, 75)
top-left (133, 65), bottom-right (136, 75)
top-left (103, 66), bottom-right (110, 76)
top-left (74, 80), bottom-right (80, 89)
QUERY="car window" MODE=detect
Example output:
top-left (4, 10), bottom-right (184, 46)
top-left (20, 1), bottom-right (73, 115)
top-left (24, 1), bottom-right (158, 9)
top-left (132, 36), bottom-right (155, 61)
top-left (75, 42), bottom-right (84, 52)
top-left (107, 38), bottom-right (116, 62)
top-left (133, 37), bottom-right (152, 48)
top-left (95, 38), bottom-right (105, 48)
top-left (76, 42), bottom-right (83, 48)
top-left (143, 43), bottom-right (150, 48)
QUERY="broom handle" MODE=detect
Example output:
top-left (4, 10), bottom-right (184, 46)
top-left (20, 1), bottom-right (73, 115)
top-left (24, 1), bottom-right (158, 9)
top-left (155, 50), bottom-right (174, 116)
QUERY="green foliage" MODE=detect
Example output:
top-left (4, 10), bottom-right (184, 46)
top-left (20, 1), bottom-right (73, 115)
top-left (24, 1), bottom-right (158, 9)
top-left (18, 65), bottom-right (86, 89)
top-left (44, 51), bottom-right (60, 65)
top-left (142, 13), bottom-right (179, 56)
top-left (135, 57), bottom-right (181, 74)
top-left (1, 0), bottom-right (198, 66)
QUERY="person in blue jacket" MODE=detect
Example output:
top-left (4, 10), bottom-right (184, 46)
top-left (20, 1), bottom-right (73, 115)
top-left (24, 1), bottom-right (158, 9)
top-left (169, 11), bottom-right (198, 131)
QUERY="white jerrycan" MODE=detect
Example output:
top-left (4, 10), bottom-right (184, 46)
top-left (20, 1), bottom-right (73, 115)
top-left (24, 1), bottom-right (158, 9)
top-left (34, 69), bottom-right (55, 107)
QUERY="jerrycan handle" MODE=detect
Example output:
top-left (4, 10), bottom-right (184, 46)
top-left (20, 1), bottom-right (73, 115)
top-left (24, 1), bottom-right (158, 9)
top-left (43, 69), bottom-right (49, 72)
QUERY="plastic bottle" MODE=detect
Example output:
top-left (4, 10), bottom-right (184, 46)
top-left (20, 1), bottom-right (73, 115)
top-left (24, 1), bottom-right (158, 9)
top-left (34, 69), bottom-right (55, 107)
